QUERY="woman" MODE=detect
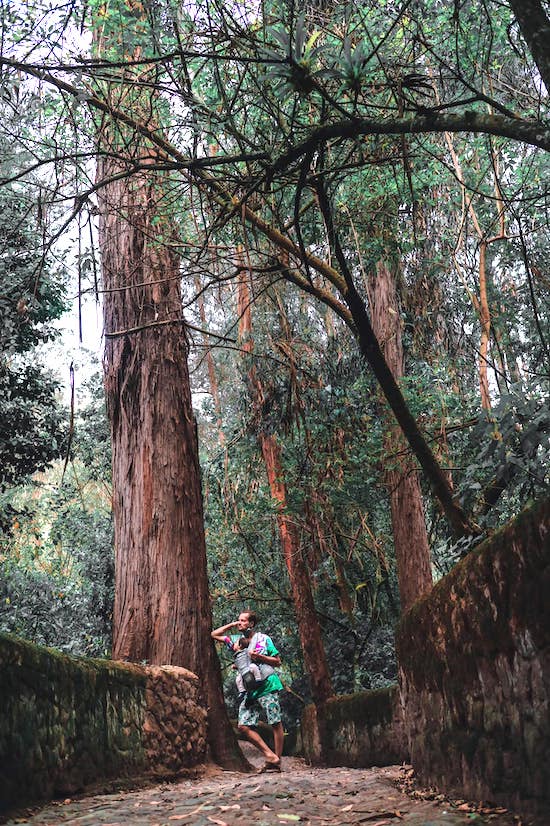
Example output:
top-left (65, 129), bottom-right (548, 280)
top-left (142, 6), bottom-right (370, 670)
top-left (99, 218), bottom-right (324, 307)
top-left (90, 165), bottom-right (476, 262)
top-left (212, 610), bottom-right (284, 772)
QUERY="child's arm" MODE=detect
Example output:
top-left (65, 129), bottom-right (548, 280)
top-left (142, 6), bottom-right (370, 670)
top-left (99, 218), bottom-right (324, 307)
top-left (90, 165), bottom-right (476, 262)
top-left (211, 632), bottom-right (236, 652)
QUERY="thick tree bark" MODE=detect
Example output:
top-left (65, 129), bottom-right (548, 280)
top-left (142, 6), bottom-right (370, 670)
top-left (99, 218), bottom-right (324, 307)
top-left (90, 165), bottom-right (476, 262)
top-left (237, 271), bottom-right (334, 707)
top-left (96, 159), bottom-right (247, 770)
top-left (92, 0), bottom-right (247, 768)
top-left (368, 260), bottom-right (433, 612)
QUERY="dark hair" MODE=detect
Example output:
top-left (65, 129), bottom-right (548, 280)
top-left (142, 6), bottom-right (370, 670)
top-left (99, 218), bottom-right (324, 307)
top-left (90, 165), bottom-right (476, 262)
top-left (237, 637), bottom-right (249, 649)
top-left (244, 610), bottom-right (257, 627)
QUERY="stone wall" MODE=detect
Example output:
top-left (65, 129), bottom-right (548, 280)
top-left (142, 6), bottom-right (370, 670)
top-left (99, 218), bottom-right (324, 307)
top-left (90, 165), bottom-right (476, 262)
top-left (300, 499), bottom-right (549, 817)
top-left (0, 633), bottom-right (207, 812)
top-left (396, 498), bottom-right (550, 814)
top-left (301, 685), bottom-right (408, 767)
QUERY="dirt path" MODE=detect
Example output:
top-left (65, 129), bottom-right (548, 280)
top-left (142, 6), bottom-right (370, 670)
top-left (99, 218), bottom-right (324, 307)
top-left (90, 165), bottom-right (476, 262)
top-left (3, 750), bottom-right (538, 826)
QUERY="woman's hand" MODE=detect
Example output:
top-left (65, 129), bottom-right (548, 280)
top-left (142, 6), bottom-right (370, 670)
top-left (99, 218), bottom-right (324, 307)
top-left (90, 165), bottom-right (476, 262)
top-left (251, 651), bottom-right (280, 666)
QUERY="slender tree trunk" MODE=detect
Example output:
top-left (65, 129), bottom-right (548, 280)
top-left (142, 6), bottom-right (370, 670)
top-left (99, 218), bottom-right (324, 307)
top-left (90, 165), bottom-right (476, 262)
top-left (236, 270), bottom-right (334, 707)
top-left (194, 275), bottom-right (226, 447)
top-left (367, 260), bottom-right (433, 611)
top-left (259, 432), bottom-right (333, 706)
top-left (478, 241), bottom-right (492, 411)
top-left (443, 133), bottom-right (497, 411)
top-left (93, 2), bottom-right (247, 770)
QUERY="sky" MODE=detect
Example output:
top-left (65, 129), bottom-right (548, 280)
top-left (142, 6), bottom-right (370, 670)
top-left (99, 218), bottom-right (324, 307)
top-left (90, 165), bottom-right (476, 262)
top-left (41, 290), bottom-right (103, 406)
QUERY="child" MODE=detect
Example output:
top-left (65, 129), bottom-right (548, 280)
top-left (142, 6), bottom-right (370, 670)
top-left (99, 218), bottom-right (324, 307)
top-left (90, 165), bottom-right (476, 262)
top-left (219, 635), bottom-right (262, 706)
top-left (233, 636), bottom-right (262, 700)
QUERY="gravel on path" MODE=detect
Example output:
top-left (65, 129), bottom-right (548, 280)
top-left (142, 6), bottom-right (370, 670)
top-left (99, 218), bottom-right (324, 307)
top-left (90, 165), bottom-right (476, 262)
top-left (2, 749), bottom-right (541, 826)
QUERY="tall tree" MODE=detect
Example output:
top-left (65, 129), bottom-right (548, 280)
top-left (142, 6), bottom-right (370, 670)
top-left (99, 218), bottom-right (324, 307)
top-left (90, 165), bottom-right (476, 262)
top-left (3, 0), bottom-right (548, 538)
top-left (92, 0), bottom-right (246, 769)
top-left (367, 258), bottom-right (433, 611)
top-left (237, 267), bottom-right (334, 707)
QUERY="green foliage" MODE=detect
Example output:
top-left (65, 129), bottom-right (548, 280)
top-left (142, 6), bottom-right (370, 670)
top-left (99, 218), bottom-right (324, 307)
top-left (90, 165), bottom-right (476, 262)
top-left (0, 363), bottom-right (66, 487)
top-left (72, 368), bottom-right (112, 485)
top-left (0, 184), bottom-right (68, 488)
top-left (1, 0), bottom-right (549, 712)
top-left (0, 188), bottom-right (67, 353)
top-left (0, 468), bottom-right (113, 657)
top-left (0, 367), bottom-right (113, 658)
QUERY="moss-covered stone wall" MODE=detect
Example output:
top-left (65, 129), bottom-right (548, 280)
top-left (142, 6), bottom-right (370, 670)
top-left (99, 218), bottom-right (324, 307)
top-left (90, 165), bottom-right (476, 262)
top-left (301, 685), bottom-right (408, 767)
top-left (396, 498), bottom-right (550, 814)
top-left (0, 633), bottom-right (207, 812)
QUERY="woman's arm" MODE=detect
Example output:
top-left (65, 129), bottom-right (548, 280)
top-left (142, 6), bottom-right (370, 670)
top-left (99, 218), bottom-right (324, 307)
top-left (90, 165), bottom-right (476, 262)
top-left (211, 620), bottom-right (238, 640)
top-left (250, 650), bottom-right (281, 667)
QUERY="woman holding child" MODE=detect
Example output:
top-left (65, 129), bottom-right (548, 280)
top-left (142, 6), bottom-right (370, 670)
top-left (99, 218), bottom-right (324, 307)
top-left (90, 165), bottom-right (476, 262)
top-left (211, 610), bottom-right (284, 772)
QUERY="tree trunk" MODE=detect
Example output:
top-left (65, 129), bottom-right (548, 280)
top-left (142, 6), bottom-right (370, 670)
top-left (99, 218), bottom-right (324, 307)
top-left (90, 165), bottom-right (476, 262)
top-left (93, 2), bottom-right (247, 770)
top-left (508, 0), bottom-right (550, 93)
top-left (367, 260), bottom-right (433, 611)
top-left (478, 241), bottom-right (492, 411)
top-left (195, 275), bottom-right (226, 447)
top-left (259, 431), bottom-right (334, 706)
top-left (237, 270), bottom-right (334, 707)
top-left (96, 162), bottom-right (247, 770)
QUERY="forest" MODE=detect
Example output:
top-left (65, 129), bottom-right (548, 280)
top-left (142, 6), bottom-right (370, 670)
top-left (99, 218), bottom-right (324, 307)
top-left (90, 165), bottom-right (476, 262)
top-left (0, 0), bottom-right (549, 767)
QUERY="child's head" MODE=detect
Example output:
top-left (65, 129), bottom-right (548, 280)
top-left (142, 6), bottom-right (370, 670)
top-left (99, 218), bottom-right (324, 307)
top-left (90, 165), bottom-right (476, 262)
top-left (237, 637), bottom-right (250, 650)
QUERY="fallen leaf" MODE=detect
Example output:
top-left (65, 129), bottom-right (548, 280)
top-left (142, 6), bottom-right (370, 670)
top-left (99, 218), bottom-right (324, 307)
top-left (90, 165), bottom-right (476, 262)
top-left (169, 805), bottom-right (206, 821)
top-left (340, 804), bottom-right (354, 811)
top-left (479, 806), bottom-right (508, 815)
top-left (277, 816), bottom-right (301, 822)
top-left (219, 804), bottom-right (241, 811)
